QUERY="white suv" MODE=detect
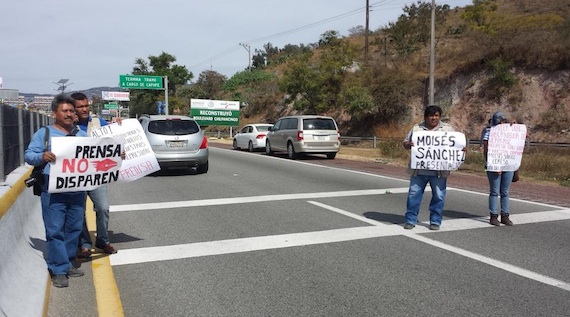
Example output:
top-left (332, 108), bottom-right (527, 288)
top-left (265, 115), bottom-right (340, 159)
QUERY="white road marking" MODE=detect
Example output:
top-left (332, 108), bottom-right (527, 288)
top-left (109, 174), bottom-right (570, 292)
top-left (110, 188), bottom-right (411, 212)
top-left (406, 233), bottom-right (570, 292)
top-left (110, 226), bottom-right (400, 266)
top-left (110, 207), bottom-right (570, 265)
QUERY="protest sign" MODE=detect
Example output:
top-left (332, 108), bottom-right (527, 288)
top-left (486, 124), bottom-right (526, 171)
top-left (91, 119), bottom-right (160, 181)
top-left (411, 131), bottom-right (466, 170)
top-left (49, 137), bottom-right (124, 193)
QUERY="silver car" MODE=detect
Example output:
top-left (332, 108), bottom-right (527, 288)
top-left (139, 115), bottom-right (209, 173)
top-left (233, 123), bottom-right (273, 152)
top-left (265, 115), bottom-right (340, 159)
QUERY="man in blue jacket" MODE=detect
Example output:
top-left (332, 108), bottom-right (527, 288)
top-left (71, 92), bottom-right (118, 257)
top-left (25, 94), bottom-right (88, 288)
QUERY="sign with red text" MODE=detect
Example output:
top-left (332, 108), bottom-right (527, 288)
top-left (102, 91), bottom-right (130, 101)
top-left (411, 131), bottom-right (466, 170)
top-left (486, 124), bottom-right (527, 172)
top-left (90, 119), bottom-right (160, 182)
top-left (48, 137), bottom-right (124, 193)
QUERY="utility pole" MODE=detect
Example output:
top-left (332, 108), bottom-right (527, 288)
top-left (365, 0), bottom-right (370, 58)
top-left (428, 0), bottom-right (436, 105)
top-left (239, 43), bottom-right (251, 71)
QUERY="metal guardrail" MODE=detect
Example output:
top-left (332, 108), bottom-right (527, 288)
top-left (205, 131), bottom-right (570, 149)
top-left (0, 104), bottom-right (52, 183)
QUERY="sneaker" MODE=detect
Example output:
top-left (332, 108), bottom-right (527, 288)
top-left (52, 274), bottom-right (68, 288)
top-left (403, 223), bottom-right (415, 230)
top-left (501, 214), bottom-right (513, 226)
top-left (428, 224), bottom-right (440, 231)
top-left (67, 266), bottom-right (84, 277)
top-left (95, 242), bottom-right (118, 254)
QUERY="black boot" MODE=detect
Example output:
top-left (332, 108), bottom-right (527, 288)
top-left (490, 214), bottom-right (500, 226)
top-left (501, 214), bottom-right (513, 226)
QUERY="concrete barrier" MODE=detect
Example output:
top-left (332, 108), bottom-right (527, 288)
top-left (0, 166), bottom-right (49, 317)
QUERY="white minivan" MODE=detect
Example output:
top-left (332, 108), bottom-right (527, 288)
top-left (265, 115), bottom-right (341, 159)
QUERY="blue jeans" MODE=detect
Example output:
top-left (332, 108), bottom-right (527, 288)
top-left (487, 171), bottom-right (513, 215)
top-left (79, 186), bottom-right (110, 248)
top-left (405, 175), bottom-right (447, 226)
top-left (40, 182), bottom-right (86, 275)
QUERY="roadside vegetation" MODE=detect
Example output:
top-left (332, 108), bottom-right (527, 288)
top-left (337, 139), bottom-right (570, 187)
top-left (94, 0), bottom-right (569, 186)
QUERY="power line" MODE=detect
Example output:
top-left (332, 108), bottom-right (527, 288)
top-left (188, 0), bottom-right (402, 70)
top-left (189, 0), bottom-right (474, 71)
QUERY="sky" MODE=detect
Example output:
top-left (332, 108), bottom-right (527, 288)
top-left (1, 0), bottom-right (473, 95)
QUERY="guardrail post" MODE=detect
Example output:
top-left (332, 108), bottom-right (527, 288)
top-left (0, 104), bottom-right (5, 183)
top-left (373, 136), bottom-right (377, 148)
top-left (18, 106), bottom-right (24, 166)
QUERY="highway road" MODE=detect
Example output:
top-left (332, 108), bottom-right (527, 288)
top-left (49, 146), bottom-right (570, 316)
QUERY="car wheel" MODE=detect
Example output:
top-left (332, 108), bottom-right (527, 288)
top-left (326, 152), bottom-right (336, 159)
top-left (197, 161), bottom-right (209, 173)
top-left (232, 139), bottom-right (239, 150)
top-left (265, 141), bottom-right (273, 155)
top-left (287, 142), bottom-right (298, 159)
top-left (248, 141), bottom-right (254, 152)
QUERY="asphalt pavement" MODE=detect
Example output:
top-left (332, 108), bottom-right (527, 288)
top-left (48, 145), bottom-right (570, 316)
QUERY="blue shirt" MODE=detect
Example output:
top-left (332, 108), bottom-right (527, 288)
top-left (24, 125), bottom-right (88, 175)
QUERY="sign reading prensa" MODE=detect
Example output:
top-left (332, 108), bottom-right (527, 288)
top-left (119, 75), bottom-right (163, 90)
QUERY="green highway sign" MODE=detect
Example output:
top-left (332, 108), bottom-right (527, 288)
top-left (104, 103), bottom-right (118, 109)
top-left (119, 75), bottom-right (164, 90)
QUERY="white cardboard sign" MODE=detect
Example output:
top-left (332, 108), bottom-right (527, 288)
top-left (90, 119), bottom-right (161, 182)
top-left (411, 131), bottom-right (466, 170)
top-left (48, 137), bottom-right (124, 193)
top-left (486, 124), bottom-right (527, 171)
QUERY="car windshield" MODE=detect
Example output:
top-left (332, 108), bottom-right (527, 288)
top-left (148, 119), bottom-right (199, 135)
top-left (256, 126), bottom-right (271, 132)
top-left (303, 118), bottom-right (336, 130)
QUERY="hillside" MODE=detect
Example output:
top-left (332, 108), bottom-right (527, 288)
top-left (225, 0), bottom-right (570, 143)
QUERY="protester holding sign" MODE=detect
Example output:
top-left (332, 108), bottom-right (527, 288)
top-left (483, 111), bottom-right (527, 226)
top-left (24, 94), bottom-right (88, 288)
top-left (72, 92), bottom-right (119, 258)
top-left (402, 105), bottom-right (463, 231)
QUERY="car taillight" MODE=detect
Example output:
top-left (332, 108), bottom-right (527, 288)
top-left (297, 131), bottom-right (303, 141)
top-left (337, 131), bottom-right (341, 140)
top-left (256, 134), bottom-right (266, 139)
top-left (200, 136), bottom-right (208, 149)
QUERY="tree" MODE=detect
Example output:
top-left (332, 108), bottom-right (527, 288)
top-left (194, 70), bottom-right (227, 99)
top-left (385, 1), bottom-right (450, 55)
top-left (461, 0), bottom-right (498, 34)
top-left (129, 52), bottom-right (193, 116)
top-left (280, 31), bottom-right (358, 113)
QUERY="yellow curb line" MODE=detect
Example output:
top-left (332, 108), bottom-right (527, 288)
top-left (86, 199), bottom-right (124, 316)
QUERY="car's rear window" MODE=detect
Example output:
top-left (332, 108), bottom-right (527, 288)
top-left (303, 118), bottom-right (336, 130)
top-left (257, 126), bottom-right (271, 132)
top-left (148, 119), bottom-right (200, 135)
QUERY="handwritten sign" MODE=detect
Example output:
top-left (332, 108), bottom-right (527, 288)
top-left (411, 131), bottom-right (466, 170)
top-left (49, 137), bottom-right (124, 193)
top-left (91, 119), bottom-right (160, 181)
top-left (486, 124), bottom-right (526, 171)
